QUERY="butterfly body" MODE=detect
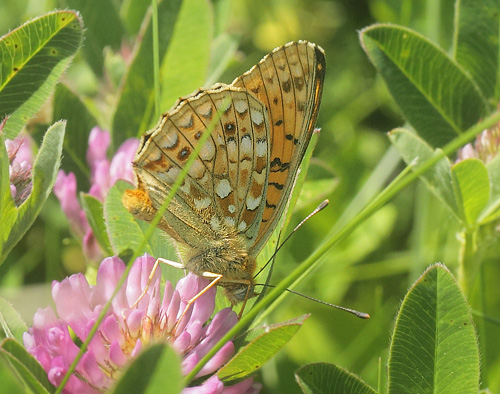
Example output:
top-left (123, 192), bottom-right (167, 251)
top-left (123, 41), bottom-right (325, 304)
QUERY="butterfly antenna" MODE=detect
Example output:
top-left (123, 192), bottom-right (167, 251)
top-left (252, 199), bottom-right (370, 320)
top-left (254, 199), bottom-right (329, 279)
top-left (255, 284), bottom-right (370, 319)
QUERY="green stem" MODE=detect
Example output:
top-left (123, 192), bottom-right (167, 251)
top-left (151, 0), bottom-right (160, 119)
top-left (477, 264), bottom-right (489, 388)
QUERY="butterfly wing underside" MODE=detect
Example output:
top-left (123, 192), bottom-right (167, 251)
top-left (123, 41), bottom-right (325, 301)
top-left (231, 41), bottom-right (326, 256)
top-left (124, 86), bottom-right (273, 250)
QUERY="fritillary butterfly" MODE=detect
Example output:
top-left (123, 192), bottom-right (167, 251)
top-left (122, 41), bottom-right (325, 304)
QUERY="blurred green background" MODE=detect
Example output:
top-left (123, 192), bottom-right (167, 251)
top-left (3, 0), bottom-right (498, 393)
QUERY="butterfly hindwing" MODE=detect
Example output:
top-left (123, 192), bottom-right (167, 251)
top-left (128, 86), bottom-right (271, 248)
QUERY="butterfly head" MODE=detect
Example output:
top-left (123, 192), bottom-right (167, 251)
top-left (222, 279), bottom-right (258, 305)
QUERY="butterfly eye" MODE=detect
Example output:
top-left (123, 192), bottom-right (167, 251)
top-left (225, 122), bottom-right (235, 132)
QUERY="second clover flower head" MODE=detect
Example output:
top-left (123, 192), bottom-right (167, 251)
top-left (5, 134), bottom-right (34, 206)
top-left (457, 122), bottom-right (500, 164)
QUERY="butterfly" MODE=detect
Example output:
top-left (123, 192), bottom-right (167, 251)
top-left (122, 40), bottom-right (325, 304)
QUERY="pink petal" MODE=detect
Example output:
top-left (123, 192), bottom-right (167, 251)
top-left (109, 340), bottom-right (129, 367)
top-left (194, 308), bottom-right (237, 358)
top-left (94, 256), bottom-right (128, 312)
top-left (176, 274), bottom-right (207, 300)
top-left (102, 315), bottom-right (124, 346)
top-left (127, 309), bottom-right (145, 337)
top-left (222, 378), bottom-right (262, 394)
top-left (184, 319), bottom-right (203, 348)
top-left (167, 290), bottom-right (181, 332)
top-left (173, 330), bottom-right (192, 354)
top-left (189, 286), bottom-right (215, 327)
top-left (161, 280), bottom-right (174, 309)
top-left (46, 325), bottom-right (69, 354)
top-left (131, 339), bottom-right (143, 358)
top-left (52, 274), bottom-right (94, 338)
top-left (15, 136), bottom-right (33, 164)
top-left (182, 375), bottom-right (224, 394)
top-left (181, 352), bottom-right (199, 377)
top-left (47, 356), bottom-right (68, 387)
top-left (174, 302), bottom-right (193, 335)
top-left (85, 315), bottom-right (111, 364)
top-left (82, 229), bottom-right (102, 261)
top-left (195, 341), bottom-right (234, 378)
top-left (80, 351), bottom-right (107, 387)
top-left (205, 308), bottom-right (238, 340)
top-left (89, 160), bottom-right (111, 201)
top-left (87, 127), bottom-right (110, 168)
top-left (33, 346), bottom-right (52, 372)
top-left (175, 274), bottom-right (215, 328)
top-left (54, 171), bottom-right (87, 236)
top-left (110, 138), bottom-right (139, 185)
top-left (10, 184), bottom-right (16, 198)
top-left (26, 307), bottom-right (80, 366)
top-left (49, 356), bottom-right (99, 393)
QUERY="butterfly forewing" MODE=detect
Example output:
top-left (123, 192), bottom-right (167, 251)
top-left (231, 41), bottom-right (326, 255)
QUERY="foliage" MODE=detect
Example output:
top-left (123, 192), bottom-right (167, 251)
top-left (1, 0), bottom-right (500, 393)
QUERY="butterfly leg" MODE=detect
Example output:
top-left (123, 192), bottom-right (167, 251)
top-left (173, 272), bottom-right (224, 333)
top-left (176, 272), bottom-right (255, 324)
top-left (131, 258), bottom-right (187, 309)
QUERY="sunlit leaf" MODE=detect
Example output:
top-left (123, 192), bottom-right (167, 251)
top-left (388, 264), bottom-right (479, 393)
top-left (81, 194), bottom-right (113, 256)
top-left (295, 363), bottom-right (376, 394)
top-left (159, 0), bottom-right (213, 113)
top-left (0, 298), bottom-right (27, 342)
top-left (454, 0), bottom-right (500, 103)
top-left (361, 24), bottom-right (487, 147)
top-left (389, 128), bottom-right (458, 219)
top-left (0, 11), bottom-right (83, 138)
top-left (451, 158), bottom-right (490, 225)
top-left (218, 315), bottom-right (309, 382)
top-left (0, 338), bottom-right (54, 394)
top-left (481, 155), bottom-right (500, 222)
